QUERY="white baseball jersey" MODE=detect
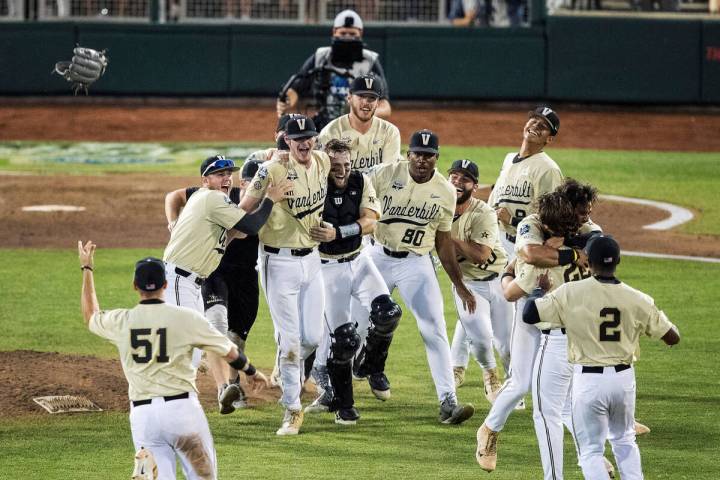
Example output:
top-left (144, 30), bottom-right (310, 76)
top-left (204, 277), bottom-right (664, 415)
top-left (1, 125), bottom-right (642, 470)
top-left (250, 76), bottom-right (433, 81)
top-left (451, 197), bottom-right (508, 280)
top-left (318, 114), bottom-right (402, 173)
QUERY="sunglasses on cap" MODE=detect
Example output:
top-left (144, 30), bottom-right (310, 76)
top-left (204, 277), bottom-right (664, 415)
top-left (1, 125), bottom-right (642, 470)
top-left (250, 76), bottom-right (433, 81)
top-left (202, 159), bottom-right (236, 176)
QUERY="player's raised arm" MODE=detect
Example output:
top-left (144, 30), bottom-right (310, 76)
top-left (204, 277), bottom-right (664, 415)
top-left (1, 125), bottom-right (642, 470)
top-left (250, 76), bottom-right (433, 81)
top-left (78, 240), bottom-right (99, 326)
top-left (164, 188), bottom-right (188, 232)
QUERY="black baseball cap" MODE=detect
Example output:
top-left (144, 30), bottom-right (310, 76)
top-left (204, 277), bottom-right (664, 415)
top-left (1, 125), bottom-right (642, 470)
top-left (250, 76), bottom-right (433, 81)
top-left (200, 155), bottom-right (240, 176)
top-left (528, 106), bottom-right (560, 136)
top-left (241, 158), bottom-right (262, 180)
top-left (276, 113), bottom-right (303, 133)
top-left (586, 235), bottom-right (621, 266)
top-left (448, 159), bottom-right (479, 183)
top-left (285, 115), bottom-right (318, 140)
top-left (408, 129), bottom-right (439, 155)
top-left (134, 257), bottom-right (166, 292)
top-left (350, 74), bottom-right (383, 98)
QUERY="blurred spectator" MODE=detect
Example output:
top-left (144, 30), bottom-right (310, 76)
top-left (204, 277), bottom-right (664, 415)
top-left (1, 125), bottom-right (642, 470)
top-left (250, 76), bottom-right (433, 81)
top-left (634, 0), bottom-right (678, 10)
top-left (449, 0), bottom-right (512, 27)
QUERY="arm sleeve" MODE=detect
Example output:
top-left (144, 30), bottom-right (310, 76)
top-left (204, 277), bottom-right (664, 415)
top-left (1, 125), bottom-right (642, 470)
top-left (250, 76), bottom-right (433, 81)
top-left (384, 125), bottom-right (402, 163)
top-left (245, 163), bottom-right (273, 199)
top-left (470, 208), bottom-right (499, 248)
top-left (644, 304), bottom-right (675, 340)
top-left (205, 191), bottom-right (247, 229)
top-left (185, 187), bottom-right (199, 199)
top-left (360, 175), bottom-right (381, 215)
top-left (371, 61), bottom-right (389, 99)
top-left (534, 289), bottom-right (566, 330)
top-left (437, 192), bottom-right (454, 232)
top-left (88, 309), bottom-right (125, 343)
top-left (233, 198), bottom-right (274, 235)
top-left (515, 218), bottom-right (545, 250)
top-left (535, 167), bottom-right (564, 200)
top-left (187, 312), bottom-right (234, 357)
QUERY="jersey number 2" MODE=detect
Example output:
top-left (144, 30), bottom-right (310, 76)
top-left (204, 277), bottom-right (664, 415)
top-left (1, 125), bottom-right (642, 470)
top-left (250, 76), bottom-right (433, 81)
top-left (131, 328), bottom-right (170, 363)
top-left (599, 308), bottom-right (621, 342)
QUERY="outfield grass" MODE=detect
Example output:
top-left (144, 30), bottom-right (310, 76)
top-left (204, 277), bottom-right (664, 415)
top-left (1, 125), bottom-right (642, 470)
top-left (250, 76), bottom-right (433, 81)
top-left (0, 249), bottom-right (717, 479)
top-left (2, 141), bottom-right (718, 235)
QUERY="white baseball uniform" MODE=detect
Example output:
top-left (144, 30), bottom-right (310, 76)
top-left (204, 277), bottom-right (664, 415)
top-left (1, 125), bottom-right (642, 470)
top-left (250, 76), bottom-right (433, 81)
top-left (535, 277), bottom-right (676, 480)
top-left (246, 150), bottom-right (330, 411)
top-left (89, 300), bottom-right (234, 480)
top-left (368, 161), bottom-right (458, 402)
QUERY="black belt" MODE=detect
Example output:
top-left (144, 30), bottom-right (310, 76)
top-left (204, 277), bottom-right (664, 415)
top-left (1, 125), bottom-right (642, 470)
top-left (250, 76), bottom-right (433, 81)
top-left (582, 364), bottom-right (631, 374)
top-left (175, 267), bottom-right (203, 286)
top-left (321, 252), bottom-right (360, 264)
top-left (506, 233), bottom-right (516, 243)
top-left (383, 247), bottom-right (409, 258)
top-left (471, 272), bottom-right (499, 282)
top-left (264, 246), bottom-right (313, 257)
top-left (541, 328), bottom-right (566, 335)
top-left (131, 392), bottom-right (189, 407)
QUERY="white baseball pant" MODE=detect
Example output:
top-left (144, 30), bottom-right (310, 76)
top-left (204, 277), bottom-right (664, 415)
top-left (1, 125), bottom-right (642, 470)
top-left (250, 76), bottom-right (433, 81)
top-left (572, 365), bottom-right (642, 480)
top-left (259, 246), bottom-right (325, 411)
top-left (369, 243), bottom-right (455, 402)
top-left (485, 296), bottom-right (541, 431)
top-left (164, 262), bottom-right (205, 368)
top-left (450, 277), bottom-right (512, 372)
top-left (316, 251), bottom-right (390, 367)
top-left (130, 392), bottom-right (217, 480)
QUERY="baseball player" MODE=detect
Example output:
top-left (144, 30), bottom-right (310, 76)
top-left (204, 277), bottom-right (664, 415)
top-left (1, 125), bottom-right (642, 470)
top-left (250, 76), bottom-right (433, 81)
top-left (522, 235), bottom-right (680, 480)
top-left (317, 74), bottom-right (401, 173)
top-left (239, 115), bottom-right (331, 435)
top-left (164, 158), bottom-right (264, 411)
top-left (78, 242), bottom-right (268, 480)
top-left (303, 139), bottom-right (398, 424)
top-left (364, 129), bottom-right (476, 424)
top-left (446, 159), bottom-right (511, 403)
top-left (454, 106), bottom-right (564, 389)
top-left (163, 155), bottom-right (290, 413)
top-left (276, 9), bottom-right (391, 130)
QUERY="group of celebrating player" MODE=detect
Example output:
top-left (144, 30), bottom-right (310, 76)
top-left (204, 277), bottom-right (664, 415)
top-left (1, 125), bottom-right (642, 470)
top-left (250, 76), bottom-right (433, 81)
top-left (76, 10), bottom-right (680, 480)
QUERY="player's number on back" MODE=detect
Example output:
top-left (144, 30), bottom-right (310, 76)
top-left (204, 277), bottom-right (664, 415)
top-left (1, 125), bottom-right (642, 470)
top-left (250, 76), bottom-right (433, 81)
top-left (599, 308), bottom-right (621, 342)
top-left (401, 228), bottom-right (425, 247)
top-left (131, 328), bottom-right (170, 364)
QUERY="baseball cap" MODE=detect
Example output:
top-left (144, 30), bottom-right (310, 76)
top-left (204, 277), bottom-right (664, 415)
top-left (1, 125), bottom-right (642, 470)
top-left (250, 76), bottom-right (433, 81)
top-left (200, 155), bottom-right (240, 176)
top-left (408, 129), bottom-right (439, 155)
top-left (528, 106), bottom-right (560, 136)
top-left (241, 158), bottom-right (262, 180)
top-left (350, 74), bottom-right (383, 98)
top-left (333, 9), bottom-right (363, 30)
top-left (585, 235), bottom-right (621, 266)
top-left (448, 159), bottom-right (479, 183)
top-left (276, 113), bottom-right (303, 133)
top-left (285, 115), bottom-right (318, 139)
top-left (134, 257), bottom-right (166, 292)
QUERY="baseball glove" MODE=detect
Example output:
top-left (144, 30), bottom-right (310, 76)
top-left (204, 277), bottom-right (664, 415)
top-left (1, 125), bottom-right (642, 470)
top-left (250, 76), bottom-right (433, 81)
top-left (53, 46), bottom-right (108, 95)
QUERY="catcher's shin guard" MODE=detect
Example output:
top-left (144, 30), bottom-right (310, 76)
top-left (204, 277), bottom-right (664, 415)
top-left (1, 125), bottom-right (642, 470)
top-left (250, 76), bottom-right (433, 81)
top-left (354, 295), bottom-right (402, 378)
top-left (327, 323), bottom-right (361, 410)
top-left (131, 447), bottom-right (158, 480)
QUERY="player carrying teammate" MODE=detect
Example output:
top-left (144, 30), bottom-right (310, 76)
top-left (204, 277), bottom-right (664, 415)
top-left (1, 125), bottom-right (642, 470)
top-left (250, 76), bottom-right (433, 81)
top-left (364, 129), bottom-right (476, 424)
top-left (523, 235), bottom-right (680, 480)
top-left (78, 242), bottom-right (268, 479)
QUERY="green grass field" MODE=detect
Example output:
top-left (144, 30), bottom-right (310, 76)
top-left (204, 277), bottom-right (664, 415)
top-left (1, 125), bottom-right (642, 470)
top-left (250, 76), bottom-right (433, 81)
top-left (1, 142), bottom-right (718, 479)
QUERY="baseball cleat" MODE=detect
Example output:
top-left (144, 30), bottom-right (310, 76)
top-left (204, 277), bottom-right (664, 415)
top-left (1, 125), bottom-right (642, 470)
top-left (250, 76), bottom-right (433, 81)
top-left (368, 373), bottom-right (391, 401)
top-left (604, 456), bottom-right (616, 478)
top-left (131, 447), bottom-right (158, 480)
top-left (476, 423), bottom-right (499, 472)
top-left (453, 366), bottom-right (466, 388)
top-left (634, 421), bottom-right (651, 436)
top-left (276, 409), bottom-right (304, 436)
top-left (304, 392), bottom-right (332, 414)
top-left (483, 368), bottom-right (502, 404)
top-left (335, 407), bottom-right (360, 425)
top-left (514, 398), bottom-right (526, 410)
top-left (439, 397), bottom-right (475, 425)
top-left (230, 375), bottom-right (248, 409)
top-left (218, 383), bottom-right (241, 415)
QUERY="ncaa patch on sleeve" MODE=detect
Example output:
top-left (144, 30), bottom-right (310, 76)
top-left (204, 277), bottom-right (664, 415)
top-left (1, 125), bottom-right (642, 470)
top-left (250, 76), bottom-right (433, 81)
top-left (519, 224), bottom-right (530, 236)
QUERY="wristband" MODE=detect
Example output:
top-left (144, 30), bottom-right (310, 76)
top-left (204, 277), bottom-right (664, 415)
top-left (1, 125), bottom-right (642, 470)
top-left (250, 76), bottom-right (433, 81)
top-left (81, 265), bottom-right (93, 272)
top-left (244, 363), bottom-right (257, 376)
top-left (337, 222), bottom-right (361, 240)
top-left (510, 217), bottom-right (521, 228)
top-left (501, 272), bottom-right (515, 281)
top-left (558, 249), bottom-right (574, 266)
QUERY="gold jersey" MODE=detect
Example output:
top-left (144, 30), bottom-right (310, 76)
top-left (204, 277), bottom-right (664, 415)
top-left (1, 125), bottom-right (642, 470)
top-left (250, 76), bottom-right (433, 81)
top-left (318, 115), bottom-right (402, 173)
top-left (535, 277), bottom-right (675, 366)
top-left (451, 197), bottom-right (508, 280)
top-left (488, 152), bottom-right (563, 237)
top-left (246, 150), bottom-right (331, 248)
top-left (89, 302), bottom-right (234, 401)
top-left (515, 214), bottom-right (602, 294)
top-left (370, 161), bottom-right (455, 255)
top-left (163, 188), bottom-right (246, 277)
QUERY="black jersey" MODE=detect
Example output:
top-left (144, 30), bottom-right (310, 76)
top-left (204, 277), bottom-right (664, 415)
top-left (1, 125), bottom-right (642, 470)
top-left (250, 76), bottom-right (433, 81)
top-left (320, 171), bottom-right (364, 257)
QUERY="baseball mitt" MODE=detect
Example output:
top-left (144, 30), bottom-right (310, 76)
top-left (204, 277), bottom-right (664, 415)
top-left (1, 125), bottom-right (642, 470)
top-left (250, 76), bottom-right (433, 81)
top-left (53, 46), bottom-right (108, 95)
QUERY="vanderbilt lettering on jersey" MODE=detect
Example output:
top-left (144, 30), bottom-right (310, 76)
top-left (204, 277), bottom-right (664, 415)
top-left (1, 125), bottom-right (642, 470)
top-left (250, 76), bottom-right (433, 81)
top-left (163, 188), bottom-right (246, 277)
top-left (451, 197), bottom-right (508, 280)
top-left (488, 152), bottom-right (563, 237)
top-left (246, 150), bottom-right (331, 248)
top-left (370, 161), bottom-right (455, 255)
top-left (318, 115), bottom-right (402, 174)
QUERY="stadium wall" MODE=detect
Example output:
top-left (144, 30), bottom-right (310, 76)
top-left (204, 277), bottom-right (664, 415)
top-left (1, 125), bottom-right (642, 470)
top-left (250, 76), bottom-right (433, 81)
top-left (1, 19), bottom-right (719, 104)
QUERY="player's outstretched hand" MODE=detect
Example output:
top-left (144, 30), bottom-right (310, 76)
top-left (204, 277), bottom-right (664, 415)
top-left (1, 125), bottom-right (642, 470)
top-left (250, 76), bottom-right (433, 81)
top-left (309, 223), bottom-right (336, 242)
top-left (78, 240), bottom-right (96, 269)
top-left (495, 207), bottom-right (512, 226)
top-left (247, 371), bottom-right (270, 394)
top-left (457, 284), bottom-right (477, 314)
top-left (266, 179), bottom-right (294, 203)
